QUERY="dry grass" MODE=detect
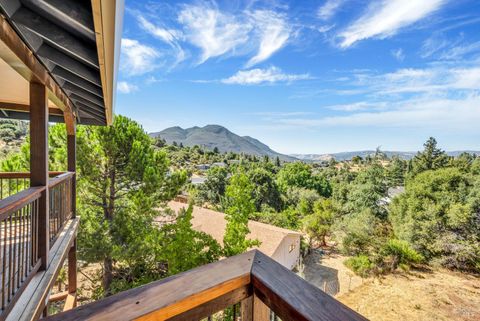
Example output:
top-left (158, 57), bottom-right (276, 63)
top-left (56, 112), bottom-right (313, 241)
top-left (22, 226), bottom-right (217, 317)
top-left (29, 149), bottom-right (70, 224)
top-left (303, 249), bottom-right (480, 321)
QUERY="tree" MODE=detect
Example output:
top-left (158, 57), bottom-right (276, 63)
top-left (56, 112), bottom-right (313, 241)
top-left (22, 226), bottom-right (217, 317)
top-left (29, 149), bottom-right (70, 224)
top-left (196, 166), bottom-right (228, 205)
top-left (223, 173), bottom-right (260, 256)
top-left (389, 168), bottom-right (480, 272)
top-left (277, 162), bottom-right (331, 197)
top-left (247, 167), bottom-right (282, 211)
top-left (386, 156), bottom-right (406, 186)
top-left (213, 146), bottom-right (219, 154)
top-left (303, 199), bottom-right (334, 246)
top-left (275, 156), bottom-right (281, 167)
top-left (410, 137), bottom-right (448, 176)
top-left (76, 115), bottom-right (187, 295)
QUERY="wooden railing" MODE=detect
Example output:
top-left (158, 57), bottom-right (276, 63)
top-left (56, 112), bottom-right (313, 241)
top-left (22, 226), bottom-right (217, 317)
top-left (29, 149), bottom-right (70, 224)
top-left (45, 250), bottom-right (367, 321)
top-left (0, 187), bottom-right (43, 319)
top-left (48, 173), bottom-right (74, 247)
top-left (0, 172), bottom-right (64, 200)
top-left (0, 172), bottom-right (75, 320)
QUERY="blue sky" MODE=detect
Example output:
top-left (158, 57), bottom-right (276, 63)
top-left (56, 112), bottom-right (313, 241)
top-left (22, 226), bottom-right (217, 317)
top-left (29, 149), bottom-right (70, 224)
top-left (116, 0), bottom-right (480, 154)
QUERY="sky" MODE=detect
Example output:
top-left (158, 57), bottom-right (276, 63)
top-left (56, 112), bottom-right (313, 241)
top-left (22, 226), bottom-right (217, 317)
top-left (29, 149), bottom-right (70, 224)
top-left (116, 0), bottom-right (480, 154)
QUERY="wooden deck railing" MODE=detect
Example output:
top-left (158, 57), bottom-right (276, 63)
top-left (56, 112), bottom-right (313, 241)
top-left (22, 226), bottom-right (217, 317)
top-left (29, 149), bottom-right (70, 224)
top-left (45, 250), bottom-right (368, 321)
top-left (0, 187), bottom-right (43, 319)
top-left (48, 173), bottom-right (74, 247)
top-left (0, 172), bottom-right (65, 200)
top-left (0, 172), bottom-right (75, 320)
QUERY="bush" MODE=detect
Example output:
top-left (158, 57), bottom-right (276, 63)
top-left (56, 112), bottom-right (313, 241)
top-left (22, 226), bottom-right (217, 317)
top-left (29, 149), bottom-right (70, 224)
top-left (344, 255), bottom-right (374, 278)
top-left (381, 239), bottom-right (423, 270)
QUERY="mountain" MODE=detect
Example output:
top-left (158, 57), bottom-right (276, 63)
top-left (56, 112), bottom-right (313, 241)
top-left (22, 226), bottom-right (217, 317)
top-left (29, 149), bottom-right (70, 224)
top-left (291, 150), bottom-right (480, 162)
top-left (150, 125), bottom-right (296, 161)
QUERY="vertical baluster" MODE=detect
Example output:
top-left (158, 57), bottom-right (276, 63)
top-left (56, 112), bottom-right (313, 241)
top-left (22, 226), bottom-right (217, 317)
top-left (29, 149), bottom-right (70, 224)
top-left (12, 211), bottom-right (17, 294)
top-left (17, 209), bottom-right (22, 289)
top-left (8, 214), bottom-right (12, 302)
top-left (1, 217), bottom-right (5, 310)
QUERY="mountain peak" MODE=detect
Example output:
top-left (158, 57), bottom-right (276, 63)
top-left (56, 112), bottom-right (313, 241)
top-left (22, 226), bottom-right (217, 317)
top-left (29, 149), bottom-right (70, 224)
top-left (150, 125), bottom-right (295, 161)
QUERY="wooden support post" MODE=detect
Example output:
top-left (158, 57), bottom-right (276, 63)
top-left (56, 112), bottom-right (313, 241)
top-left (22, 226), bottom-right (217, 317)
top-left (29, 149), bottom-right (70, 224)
top-left (68, 239), bottom-right (77, 301)
top-left (65, 111), bottom-right (76, 218)
top-left (241, 296), bottom-right (253, 321)
top-left (30, 82), bottom-right (49, 271)
top-left (253, 295), bottom-right (270, 321)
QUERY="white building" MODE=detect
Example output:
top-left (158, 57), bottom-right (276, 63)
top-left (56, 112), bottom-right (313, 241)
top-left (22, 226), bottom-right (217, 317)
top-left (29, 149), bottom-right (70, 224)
top-left (167, 201), bottom-right (302, 270)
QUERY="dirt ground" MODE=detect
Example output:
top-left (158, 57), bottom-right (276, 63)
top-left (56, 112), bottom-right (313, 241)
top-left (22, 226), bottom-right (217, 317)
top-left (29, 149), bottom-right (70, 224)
top-left (301, 249), bottom-right (480, 321)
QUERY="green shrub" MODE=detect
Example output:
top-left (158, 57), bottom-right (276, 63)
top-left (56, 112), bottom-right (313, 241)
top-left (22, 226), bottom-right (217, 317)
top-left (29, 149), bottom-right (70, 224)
top-left (381, 239), bottom-right (423, 270)
top-left (344, 255), bottom-right (374, 277)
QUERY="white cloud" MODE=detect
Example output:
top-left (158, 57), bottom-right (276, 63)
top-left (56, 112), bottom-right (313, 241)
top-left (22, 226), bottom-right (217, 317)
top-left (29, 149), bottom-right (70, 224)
top-left (339, 0), bottom-right (445, 48)
top-left (137, 16), bottom-right (185, 66)
top-left (328, 102), bottom-right (387, 111)
top-left (272, 96), bottom-right (480, 130)
top-left (317, 0), bottom-right (343, 21)
top-left (117, 81), bottom-right (138, 94)
top-left (178, 3), bottom-right (252, 64)
top-left (120, 39), bottom-right (160, 76)
top-left (246, 10), bottom-right (290, 67)
top-left (391, 48), bottom-right (405, 61)
top-left (221, 66), bottom-right (311, 85)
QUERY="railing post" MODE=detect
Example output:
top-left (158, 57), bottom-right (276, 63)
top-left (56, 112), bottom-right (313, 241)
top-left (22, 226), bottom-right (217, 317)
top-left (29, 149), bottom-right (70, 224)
top-left (65, 110), bottom-right (76, 218)
top-left (253, 295), bottom-right (270, 321)
top-left (241, 296), bottom-right (253, 321)
top-left (30, 82), bottom-right (49, 271)
top-left (65, 110), bottom-right (77, 302)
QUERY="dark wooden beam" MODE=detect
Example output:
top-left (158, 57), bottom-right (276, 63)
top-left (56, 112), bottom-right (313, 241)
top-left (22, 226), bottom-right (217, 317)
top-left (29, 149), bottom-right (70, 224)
top-left (37, 44), bottom-right (101, 85)
top-left (11, 7), bottom-right (99, 68)
top-left (29, 82), bottom-right (50, 271)
top-left (52, 66), bottom-right (103, 97)
top-left (21, 0), bottom-right (96, 42)
top-left (67, 240), bottom-right (77, 300)
top-left (0, 13), bottom-right (74, 114)
top-left (0, 101), bottom-right (63, 115)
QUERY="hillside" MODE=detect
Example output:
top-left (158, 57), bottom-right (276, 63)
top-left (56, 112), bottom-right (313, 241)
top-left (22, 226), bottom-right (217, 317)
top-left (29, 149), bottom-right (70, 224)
top-left (150, 125), bottom-right (296, 161)
top-left (292, 150), bottom-right (480, 162)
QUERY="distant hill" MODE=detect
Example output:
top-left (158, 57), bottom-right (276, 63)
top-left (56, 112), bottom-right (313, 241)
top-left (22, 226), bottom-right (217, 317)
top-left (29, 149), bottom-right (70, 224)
top-left (150, 125), bottom-right (296, 161)
top-left (291, 150), bottom-right (480, 162)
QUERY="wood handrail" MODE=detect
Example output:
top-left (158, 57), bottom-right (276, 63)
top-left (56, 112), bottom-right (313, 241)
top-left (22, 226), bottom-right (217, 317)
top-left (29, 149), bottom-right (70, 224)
top-left (45, 250), bottom-right (367, 321)
top-left (0, 186), bottom-right (45, 219)
top-left (0, 171), bottom-right (66, 179)
top-left (48, 172), bottom-right (75, 189)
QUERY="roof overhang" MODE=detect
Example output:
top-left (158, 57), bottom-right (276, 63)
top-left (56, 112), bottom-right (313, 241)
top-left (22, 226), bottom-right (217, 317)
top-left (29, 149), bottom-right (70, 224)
top-left (0, 0), bottom-right (124, 126)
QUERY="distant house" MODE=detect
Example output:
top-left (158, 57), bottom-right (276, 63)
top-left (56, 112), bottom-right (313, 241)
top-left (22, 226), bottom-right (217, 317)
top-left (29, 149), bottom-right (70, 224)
top-left (190, 175), bottom-right (207, 185)
top-left (166, 201), bottom-right (302, 270)
top-left (379, 186), bottom-right (405, 205)
top-left (196, 164), bottom-right (210, 171)
top-left (211, 162), bottom-right (227, 168)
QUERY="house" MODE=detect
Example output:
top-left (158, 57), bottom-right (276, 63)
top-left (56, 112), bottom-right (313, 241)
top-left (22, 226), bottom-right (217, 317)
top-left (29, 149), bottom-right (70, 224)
top-left (0, 1), bottom-right (366, 320)
top-left (168, 201), bottom-right (302, 270)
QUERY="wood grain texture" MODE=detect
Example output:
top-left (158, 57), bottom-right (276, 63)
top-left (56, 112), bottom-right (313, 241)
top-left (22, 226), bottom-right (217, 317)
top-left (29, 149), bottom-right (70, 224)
top-left (30, 82), bottom-right (49, 271)
top-left (45, 251), bottom-right (256, 321)
top-left (251, 251), bottom-right (368, 321)
top-left (0, 187), bottom-right (43, 219)
top-left (166, 286), bottom-right (251, 321)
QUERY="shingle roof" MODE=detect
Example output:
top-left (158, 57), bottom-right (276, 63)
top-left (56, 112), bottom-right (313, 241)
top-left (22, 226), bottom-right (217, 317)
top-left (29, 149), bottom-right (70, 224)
top-left (166, 201), bottom-right (302, 257)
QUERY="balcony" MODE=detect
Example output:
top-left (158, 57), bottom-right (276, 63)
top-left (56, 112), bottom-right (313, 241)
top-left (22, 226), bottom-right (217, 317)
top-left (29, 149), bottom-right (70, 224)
top-left (45, 250), bottom-right (367, 321)
top-left (0, 172), bottom-right (78, 321)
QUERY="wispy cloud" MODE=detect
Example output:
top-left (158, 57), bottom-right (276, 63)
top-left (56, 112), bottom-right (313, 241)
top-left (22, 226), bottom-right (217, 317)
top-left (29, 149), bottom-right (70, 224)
top-left (117, 81), bottom-right (138, 94)
top-left (120, 39), bottom-right (160, 76)
top-left (178, 3), bottom-right (251, 64)
top-left (271, 96), bottom-right (480, 131)
top-left (221, 66), bottom-right (311, 85)
top-left (137, 16), bottom-right (186, 67)
top-left (246, 10), bottom-right (290, 67)
top-left (391, 48), bottom-right (405, 61)
top-left (317, 0), bottom-right (343, 21)
top-left (338, 0), bottom-right (446, 48)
